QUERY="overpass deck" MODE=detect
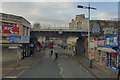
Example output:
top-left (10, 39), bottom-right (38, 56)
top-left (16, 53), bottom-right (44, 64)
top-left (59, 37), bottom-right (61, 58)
top-left (31, 28), bottom-right (88, 33)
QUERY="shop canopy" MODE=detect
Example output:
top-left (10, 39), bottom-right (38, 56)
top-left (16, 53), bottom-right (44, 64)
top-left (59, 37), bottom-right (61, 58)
top-left (97, 47), bottom-right (117, 53)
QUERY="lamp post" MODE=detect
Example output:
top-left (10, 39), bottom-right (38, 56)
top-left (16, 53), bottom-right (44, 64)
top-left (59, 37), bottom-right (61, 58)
top-left (77, 3), bottom-right (96, 68)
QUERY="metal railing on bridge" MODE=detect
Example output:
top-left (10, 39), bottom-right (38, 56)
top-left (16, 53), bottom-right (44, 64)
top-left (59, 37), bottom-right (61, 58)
top-left (38, 26), bottom-right (70, 29)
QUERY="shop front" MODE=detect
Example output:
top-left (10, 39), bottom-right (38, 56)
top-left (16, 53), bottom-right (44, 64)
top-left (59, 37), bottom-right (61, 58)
top-left (97, 46), bottom-right (119, 71)
top-left (95, 38), bottom-right (105, 63)
top-left (97, 33), bottom-right (119, 72)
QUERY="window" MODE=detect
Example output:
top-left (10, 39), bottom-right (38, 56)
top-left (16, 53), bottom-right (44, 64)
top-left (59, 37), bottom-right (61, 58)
top-left (23, 26), bottom-right (30, 36)
top-left (0, 21), bottom-right (17, 27)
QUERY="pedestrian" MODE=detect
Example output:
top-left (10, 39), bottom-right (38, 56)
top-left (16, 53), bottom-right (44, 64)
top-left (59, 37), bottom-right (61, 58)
top-left (118, 65), bottom-right (120, 80)
top-left (89, 48), bottom-right (94, 68)
top-left (54, 52), bottom-right (58, 60)
top-left (30, 43), bottom-right (35, 56)
top-left (17, 45), bottom-right (23, 61)
top-left (49, 49), bottom-right (54, 56)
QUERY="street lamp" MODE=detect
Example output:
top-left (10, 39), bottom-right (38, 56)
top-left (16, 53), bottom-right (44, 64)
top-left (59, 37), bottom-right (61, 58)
top-left (77, 3), bottom-right (96, 68)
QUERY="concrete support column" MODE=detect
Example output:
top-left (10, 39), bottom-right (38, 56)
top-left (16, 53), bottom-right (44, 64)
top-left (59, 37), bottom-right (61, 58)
top-left (45, 37), bottom-right (50, 41)
top-left (62, 38), bottom-right (67, 43)
top-left (75, 37), bottom-right (85, 55)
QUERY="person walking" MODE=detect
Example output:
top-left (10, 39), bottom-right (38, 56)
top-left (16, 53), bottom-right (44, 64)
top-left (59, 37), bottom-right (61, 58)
top-left (54, 52), bottom-right (58, 60)
top-left (89, 48), bottom-right (94, 68)
top-left (118, 65), bottom-right (120, 80)
top-left (30, 43), bottom-right (35, 56)
top-left (17, 45), bottom-right (23, 61)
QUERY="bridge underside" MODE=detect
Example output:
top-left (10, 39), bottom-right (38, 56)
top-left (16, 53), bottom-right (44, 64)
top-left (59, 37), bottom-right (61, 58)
top-left (30, 31), bottom-right (88, 38)
top-left (30, 31), bottom-right (88, 55)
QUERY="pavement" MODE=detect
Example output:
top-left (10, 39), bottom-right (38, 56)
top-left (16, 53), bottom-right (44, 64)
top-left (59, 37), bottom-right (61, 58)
top-left (2, 50), bottom-right (45, 78)
top-left (62, 48), bottom-right (118, 79)
top-left (74, 55), bottom-right (118, 78)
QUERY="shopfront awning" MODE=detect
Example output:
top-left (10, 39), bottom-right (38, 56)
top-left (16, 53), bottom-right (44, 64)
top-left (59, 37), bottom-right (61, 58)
top-left (97, 47), bottom-right (117, 53)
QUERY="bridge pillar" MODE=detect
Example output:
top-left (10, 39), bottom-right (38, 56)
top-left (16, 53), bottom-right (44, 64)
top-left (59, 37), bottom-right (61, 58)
top-left (75, 37), bottom-right (86, 55)
top-left (45, 37), bottom-right (50, 41)
top-left (62, 38), bottom-right (67, 43)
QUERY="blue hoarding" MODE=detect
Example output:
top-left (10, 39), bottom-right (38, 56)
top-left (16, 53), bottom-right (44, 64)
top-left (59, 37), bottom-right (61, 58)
top-left (9, 35), bottom-right (21, 43)
top-left (21, 36), bottom-right (29, 43)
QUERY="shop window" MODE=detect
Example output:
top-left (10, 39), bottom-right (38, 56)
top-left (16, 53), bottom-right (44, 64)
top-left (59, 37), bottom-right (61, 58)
top-left (111, 55), bottom-right (117, 68)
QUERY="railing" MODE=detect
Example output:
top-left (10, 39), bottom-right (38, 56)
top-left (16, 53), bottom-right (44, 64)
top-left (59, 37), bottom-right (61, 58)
top-left (39, 27), bottom-right (70, 29)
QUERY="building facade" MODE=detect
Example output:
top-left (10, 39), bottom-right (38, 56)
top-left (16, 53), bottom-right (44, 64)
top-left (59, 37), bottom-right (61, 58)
top-left (0, 13), bottom-right (31, 58)
top-left (69, 14), bottom-right (89, 32)
top-left (69, 14), bottom-right (120, 72)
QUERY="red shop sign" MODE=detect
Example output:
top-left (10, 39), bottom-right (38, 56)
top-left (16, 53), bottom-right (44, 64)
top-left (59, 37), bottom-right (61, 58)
top-left (0, 25), bottom-right (19, 35)
top-left (110, 53), bottom-right (116, 55)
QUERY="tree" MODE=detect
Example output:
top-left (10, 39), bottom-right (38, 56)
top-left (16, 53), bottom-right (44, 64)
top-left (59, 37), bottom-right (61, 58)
top-left (33, 22), bottom-right (41, 28)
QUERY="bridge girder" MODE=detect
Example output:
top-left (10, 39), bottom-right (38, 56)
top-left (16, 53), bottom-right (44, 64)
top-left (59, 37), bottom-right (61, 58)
top-left (30, 31), bottom-right (88, 38)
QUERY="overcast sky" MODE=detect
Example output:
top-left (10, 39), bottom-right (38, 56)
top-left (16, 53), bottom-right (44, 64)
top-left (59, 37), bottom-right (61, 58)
top-left (1, 2), bottom-right (118, 27)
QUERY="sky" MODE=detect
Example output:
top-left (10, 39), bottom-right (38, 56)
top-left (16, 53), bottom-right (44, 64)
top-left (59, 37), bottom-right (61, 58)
top-left (0, 2), bottom-right (119, 27)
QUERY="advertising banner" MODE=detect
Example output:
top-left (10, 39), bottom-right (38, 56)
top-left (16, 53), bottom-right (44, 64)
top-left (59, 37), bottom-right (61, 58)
top-left (0, 36), bottom-right (9, 43)
top-left (0, 25), bottom-right (19, 35)
top-left (106, 35), bottom-right (119, 47)
top-left (21, 36), bottom-right (29, 43)
top-left (9, 35), bottom-right (21, 43)
top-left (98, 40), bottom-right (105, 46)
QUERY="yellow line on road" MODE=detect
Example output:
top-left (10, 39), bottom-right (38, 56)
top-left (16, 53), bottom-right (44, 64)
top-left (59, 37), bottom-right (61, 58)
top-left (16, 66), bottom-right (31, 70)
top-left (4, 76), bottom-right (17, 78)
top-left (2, 66), bottom-right (30, 71)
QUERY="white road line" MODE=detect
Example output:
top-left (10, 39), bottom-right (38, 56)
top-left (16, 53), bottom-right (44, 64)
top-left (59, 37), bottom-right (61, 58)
top-left (60, 67), bottom-right (63, 74)
top-left (58, 62), bottom-right (65, 78)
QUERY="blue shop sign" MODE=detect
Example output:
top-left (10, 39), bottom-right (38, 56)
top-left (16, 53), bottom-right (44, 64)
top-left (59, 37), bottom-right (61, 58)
top-left (110, 66), bottom-right (118, 72)
top-left (9, 35), bottom-right (21, 43)
top-left (105, 34), bottom-right (118, 47)
top-left (21, 36), bottom-right (29, 43)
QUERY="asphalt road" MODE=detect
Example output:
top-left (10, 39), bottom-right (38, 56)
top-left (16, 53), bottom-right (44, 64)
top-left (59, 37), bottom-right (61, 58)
top-left (17, 46), bottom-right (95, 78)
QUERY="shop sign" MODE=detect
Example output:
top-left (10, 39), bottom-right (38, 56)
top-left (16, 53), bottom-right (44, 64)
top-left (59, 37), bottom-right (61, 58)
top-left (0, 36), bottom-right (9, 43)
top-left (0, 25), bottom-right (19, 35)
top-left (9, 35), bottom-right (21, 43)
top-left (110, 66), bottom-right (118, 72)
top-left (21, 36), bottom-right (29, 43)
top-left (98, 40), bottom-right (105, 46)
top-left (106, 34), bottom-right (118, 46)
top-left (109, 53), bottom-right (116, 55)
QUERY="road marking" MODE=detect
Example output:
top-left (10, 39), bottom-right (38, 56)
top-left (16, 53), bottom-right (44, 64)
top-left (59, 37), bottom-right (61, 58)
top-left (2, 66), bottom-right (30, 71)
top-left (16, 66), bottom-right (30, 70)
top-left (16, 68), bottom-right (28, 78)
top-left (58, 63), bottom-right (60, 66)
top-left (60, 67), bottom-right (63, 74)
top-left (4, 76), bottom-right (17, 78)
top-left (16, 56), bottom-right (42, 78)
top-left (58, 63), bottom-right (65, 78)
top-left (60, 55), bottom-right (68, 58)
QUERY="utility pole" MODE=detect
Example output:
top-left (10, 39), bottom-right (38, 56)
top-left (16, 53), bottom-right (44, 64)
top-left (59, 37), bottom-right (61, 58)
top-left (77, 3), bottom-right (96, 68)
